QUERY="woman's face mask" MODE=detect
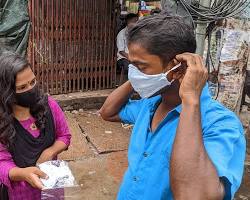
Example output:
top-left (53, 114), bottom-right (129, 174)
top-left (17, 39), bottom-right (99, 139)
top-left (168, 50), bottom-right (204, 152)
top-left (15, 85), bottom-right (40, 108)
top-left (128, 63), bottom-right (182, 98)
top-left (15, 67), bottom-right (40, 108)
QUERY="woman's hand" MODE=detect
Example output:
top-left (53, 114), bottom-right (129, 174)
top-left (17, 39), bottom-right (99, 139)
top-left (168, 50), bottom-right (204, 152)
top-left (36, 141), bottom-right (68, 164)
top-left (9, 167), bottom-right (48, 190)
top-left (36, 148), bottom-right (55, 164)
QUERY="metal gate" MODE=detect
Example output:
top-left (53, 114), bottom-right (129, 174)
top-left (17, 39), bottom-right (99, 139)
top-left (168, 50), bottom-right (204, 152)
top-left (28, 0), bottom-right (118, 94)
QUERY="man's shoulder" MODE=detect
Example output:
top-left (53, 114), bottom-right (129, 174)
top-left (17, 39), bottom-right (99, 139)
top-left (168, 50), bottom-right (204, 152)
top-left (202, 98), bottom-right (243, 132)
top-left (117, 28), bottom-right (127, 37)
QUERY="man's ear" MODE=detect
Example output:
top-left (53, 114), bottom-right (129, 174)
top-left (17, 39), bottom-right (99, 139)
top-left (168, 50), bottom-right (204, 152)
top-left (164, 59), bottom-right (176, 72)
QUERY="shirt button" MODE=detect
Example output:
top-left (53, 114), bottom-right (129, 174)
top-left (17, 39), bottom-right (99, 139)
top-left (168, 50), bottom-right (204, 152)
top-left (133, 176), bottom-right (138, 181)
top-left (143, 152), bottom-right (149, 157)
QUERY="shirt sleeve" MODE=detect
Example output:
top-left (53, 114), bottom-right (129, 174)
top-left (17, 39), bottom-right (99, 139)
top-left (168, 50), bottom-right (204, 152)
top-left (0, 144), bottom-right (16, 188)
top-left (119, 99), bottom-right (145, 124)
top-left (203, 106), bottom-right (246, 200)
top-left (117, 30), bottom-right (126, 53)
top-left (48, 96), bottom-right (72, 146)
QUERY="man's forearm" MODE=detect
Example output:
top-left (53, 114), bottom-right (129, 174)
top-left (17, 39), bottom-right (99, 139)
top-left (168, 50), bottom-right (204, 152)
top-left (170, 101), bottom-right (224, 200)
top-left (99, 81), bottom-right (133, 121)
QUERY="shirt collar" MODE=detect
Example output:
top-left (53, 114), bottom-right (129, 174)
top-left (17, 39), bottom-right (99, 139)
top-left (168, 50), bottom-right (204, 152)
top-left (149, 83), bottom-right (211, 114)
top-left (125, 27), bottom-right (129, 34)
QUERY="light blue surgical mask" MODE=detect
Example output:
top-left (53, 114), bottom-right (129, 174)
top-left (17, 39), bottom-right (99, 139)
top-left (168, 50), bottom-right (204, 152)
top-left (128, 63), bottom-right (182, 98)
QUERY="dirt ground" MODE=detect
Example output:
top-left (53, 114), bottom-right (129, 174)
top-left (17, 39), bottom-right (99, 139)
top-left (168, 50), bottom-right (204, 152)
top-left (55, 111), bottom-right (129, 200)
top-left (235, 104), bottom-right (250, 200)
top-left (55, 105), bottom-right (250, 200)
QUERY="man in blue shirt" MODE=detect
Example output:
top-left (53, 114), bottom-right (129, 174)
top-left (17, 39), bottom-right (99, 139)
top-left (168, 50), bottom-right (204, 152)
top-left (100, 14), bottom-right (246, 200)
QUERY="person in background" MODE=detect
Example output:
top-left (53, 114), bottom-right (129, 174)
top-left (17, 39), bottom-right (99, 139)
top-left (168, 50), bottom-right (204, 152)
top-left (100, 14), bottom-right (245, 200)
top-left (150, 8), bottom-right (161, 15)
top-left (246, 70), bottom-right (250, 107)
top-left (0, 52), bottom-right (71, 200)
top-left (116, 13), bottom-right (138, 80)
top-left (242, 69), bottom-right (250, 110)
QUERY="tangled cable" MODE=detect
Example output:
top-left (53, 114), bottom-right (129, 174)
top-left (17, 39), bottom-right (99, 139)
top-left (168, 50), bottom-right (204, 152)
top-left (179, 0), bottom-right (250, 23)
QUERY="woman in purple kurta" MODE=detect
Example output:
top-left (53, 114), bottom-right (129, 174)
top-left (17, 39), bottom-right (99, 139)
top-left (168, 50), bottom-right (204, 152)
top-left (0, 52), bottom-right (71, 200)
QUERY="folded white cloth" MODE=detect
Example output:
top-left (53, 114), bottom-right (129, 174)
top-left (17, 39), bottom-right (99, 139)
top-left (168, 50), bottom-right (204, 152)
top-left (39, 160), bottom-right (76, 189)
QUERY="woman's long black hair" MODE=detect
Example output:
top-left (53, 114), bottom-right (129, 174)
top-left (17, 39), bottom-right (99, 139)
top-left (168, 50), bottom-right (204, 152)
top-left (0, 52), bottom-right (48, 149)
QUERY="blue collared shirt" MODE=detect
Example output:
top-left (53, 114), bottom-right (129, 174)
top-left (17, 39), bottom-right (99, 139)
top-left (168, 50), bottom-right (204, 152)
top-left (118, 84), bottom-right (246, 200)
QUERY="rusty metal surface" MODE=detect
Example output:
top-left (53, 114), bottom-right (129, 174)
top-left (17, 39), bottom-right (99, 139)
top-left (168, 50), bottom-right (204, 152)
top-left (28, 0), bottom-right (118, 94)
top-left (76, 111), bottom-right (131, 153)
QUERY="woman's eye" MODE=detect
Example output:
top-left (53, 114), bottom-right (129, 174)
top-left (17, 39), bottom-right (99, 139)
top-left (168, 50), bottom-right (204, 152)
top-left (31, 79), bottom-right (36, 86)
top-left (17, 86), bottom-right (26, 91)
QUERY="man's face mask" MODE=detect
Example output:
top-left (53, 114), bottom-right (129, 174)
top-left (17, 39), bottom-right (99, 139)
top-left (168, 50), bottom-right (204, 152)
top-left (128, 63), bottom-right (182, 98)
top-left (15, 85), bottom-right (40, 108)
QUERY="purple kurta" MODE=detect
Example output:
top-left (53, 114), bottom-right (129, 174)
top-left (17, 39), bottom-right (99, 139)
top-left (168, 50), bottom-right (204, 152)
top-left (0, 97), bottom-right (71, 200)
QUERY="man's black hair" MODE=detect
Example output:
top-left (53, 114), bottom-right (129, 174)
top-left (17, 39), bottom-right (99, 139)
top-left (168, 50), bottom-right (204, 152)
top-left (126, 13), bottom-right (139, 23)
top-left (128, 14), bottom-right (196, 64)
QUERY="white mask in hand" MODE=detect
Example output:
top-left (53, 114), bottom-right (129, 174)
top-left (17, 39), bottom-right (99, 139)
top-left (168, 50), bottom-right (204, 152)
top-left (128, 63), bottom-right (182, 98)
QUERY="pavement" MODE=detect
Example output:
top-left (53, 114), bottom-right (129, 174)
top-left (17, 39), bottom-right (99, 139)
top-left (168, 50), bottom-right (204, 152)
top-left (236, 104), bottom-right (250, 200)
top-left (53, 96), bottom-right (250, 199)
top-left (56, 111), bottom-right (130, 200)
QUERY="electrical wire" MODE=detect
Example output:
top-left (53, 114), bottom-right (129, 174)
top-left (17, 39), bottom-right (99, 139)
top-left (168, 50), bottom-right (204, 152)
top-left (162, 0), bottom-right (249, 100)
top-left (205, 22), bottom-right (221, 100)
top-left (175, 0), bottom-right (249, 100)
top-left (171, 0), bottom-right (196, 29)
top-left (178, 0), bottom-right (250, 23)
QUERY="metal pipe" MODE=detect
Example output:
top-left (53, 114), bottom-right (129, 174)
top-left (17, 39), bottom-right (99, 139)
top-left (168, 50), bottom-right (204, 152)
top-left (196, 0), bottom-right (211, 56)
